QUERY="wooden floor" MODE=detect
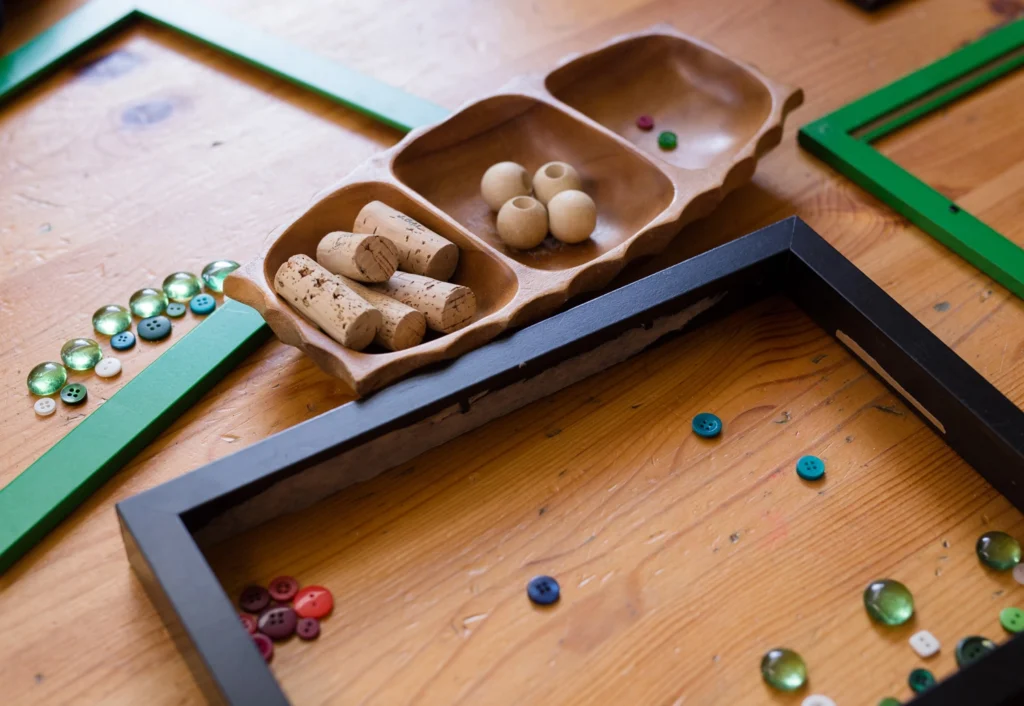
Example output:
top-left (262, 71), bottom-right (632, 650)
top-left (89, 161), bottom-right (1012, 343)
top-left (2, 0), bottom-right (1023, 704)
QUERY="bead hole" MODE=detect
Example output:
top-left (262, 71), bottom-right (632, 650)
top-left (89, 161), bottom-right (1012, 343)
top-left (511, 197), bottom-right (533, 210)
top-left (545, 164), bottom-right (564, 179)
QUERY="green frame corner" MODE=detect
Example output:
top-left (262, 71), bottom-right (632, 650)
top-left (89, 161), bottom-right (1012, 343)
top-left (799, 18), bottom-right (1024, 299)
top-left (0, 0), bottom-right (448, 574)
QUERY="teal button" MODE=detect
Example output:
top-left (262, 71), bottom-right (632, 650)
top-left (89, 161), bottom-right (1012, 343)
top-left (692, 413), bottom-right (722, 438)
top-left (138, 316), bottom-right (172, 341)
top-left (60, 383), bottom-right (88, 406)
top-left (111, 331), bottom-right (136, 351)
top-left (955, 636), bottom-right (996, 668)
top-left (189, 294), bottom-right (216, 315)
top-left (796, 455), bottom-right (825, 481)
top-left (166, 302), bottom-right (187, 318)
top-left (908, 668), bottom-right (935, 693)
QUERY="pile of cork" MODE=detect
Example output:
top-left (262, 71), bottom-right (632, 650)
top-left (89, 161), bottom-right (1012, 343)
top-left (274, 201), bottom-right (477, 352)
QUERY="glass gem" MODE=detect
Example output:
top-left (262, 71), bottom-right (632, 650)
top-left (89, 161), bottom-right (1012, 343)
top-left (955, 636), bottom-right (996, 668)
top-left (760, 648), bottom-right (807, 692)
top-left (976, 530), bottom-right (1021, 571)
top-left (658, 131), bottom-right (678, 150)
top-left (908, 668), bottom-right (935, 693)
top-left (92, 304), bottom-right (132, 335)
top-left (692, 412), bottom-right (722, 438)
top-left (863, 579), bottom-right (914, 626)
top-left (201, 260), bottom-right (240, 293)
top-left (162, 271), bottom-right (202, 302)
top-left (60, 338), bottom-right (102, 371)
top-left (130, 287), bottom-right (168, 318)
top-left (27, 362), bottom-right (68, 396)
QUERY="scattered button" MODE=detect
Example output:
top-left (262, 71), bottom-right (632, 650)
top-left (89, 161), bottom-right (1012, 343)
top-left (635, 115), bottom-right (654, 131)
top-left (92, 304), bottom-right (132, 335)
top-left (138, 315), bottom-right (172, 341)
top-left (95, 357), bottom-right (122, 378)
top-left (27, 361), bottom-right (67, 396)
top-left (111, 331), bottom-right (136, 351)
top-left (189, 294), bottom-right (216, 315)
top-left (60, 383), bottom-right (88, 406)
top-left (60, 337), bottom-right (102, 371)
top-left (657, 130), bottom-right (678, 150)
top-left (252, 632), bottom-right (273, 662)
top-left (761, 648), bottom-right (807, 692)
top-left (296, 617), bottom-right (320, 641)
top-left (956, 636), bottom-right (996, 668)
top-left (692, 412), bottom-right (722, 438)
top-left (796, 455), bottom-right (825, 481)
top-left (240, 613), bottom-right (257, 635)
top-left (268, 576), bottom-right (299, 602)
top-left (802, 696), bottom-right (836, 706)
top-left (294, 586), bottom-right (334, 618)
top-left (202, 260), bottom-right (240, 293)
top-left (527, 575), bottom-right (560, 606)
top-left (257, 606), bottom-right (298, 641)
top-left (166, 302), bottom-right (187, 318)
top-left (976, 530), bottom-right (1021, 571)
top-left (163, 272), bottom-right (202, 302)
top-left (908, 668), bottom-right (935, 693)
top-left (878, 698), bottom-right (901, 706)
top-left (864, 578), bottom-right (914, 626)
top-left (239, 585), bottom-right (271, 613)
top-left (129, 287), bottom-right (168, 318)
top-left (34, 398), bottom-right (57, 417)
top-left (909, 630), bottom-right (940, 658)
top-left (1000, 607), bottom-right (1024, 633)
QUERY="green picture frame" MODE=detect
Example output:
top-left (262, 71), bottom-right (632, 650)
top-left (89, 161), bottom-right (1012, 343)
top-left (0, 0), bottom-right (447, 574)
top-left (799, 18), bottom-right (1024, 299)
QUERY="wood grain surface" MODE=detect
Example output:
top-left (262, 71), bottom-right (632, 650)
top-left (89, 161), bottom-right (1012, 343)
top-left (1, 0), bottom-right (1023, 704)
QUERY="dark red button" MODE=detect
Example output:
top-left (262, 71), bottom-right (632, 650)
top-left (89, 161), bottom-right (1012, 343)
top-left (296, 617), bottom-right (320, 641)
top-left (294, 585), bottom-right (334, 619)
top-left (268, 575), bottom-right (299, 602)
top-left (258, 605), bottom-right (298, 641)
top-left (636, 114), bottom-right (654, 131)
top-left (253, 633), bottom-right (273, 662)
top-left (240, 613), bottom-right (257, 635)
top-left (239, 585), bottom-right (270, 613)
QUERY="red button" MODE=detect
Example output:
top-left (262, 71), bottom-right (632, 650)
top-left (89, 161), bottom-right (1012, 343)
top-left (293, 585), bottom-right (333, 619)
top-left (240, 613), bottom-right (257, 635)
top-left (296, 617), bottom-right (320, 641)
top-left (268, 575), bottom-right (299, 602)
top-left (253, 633), bottom-right (273, 662)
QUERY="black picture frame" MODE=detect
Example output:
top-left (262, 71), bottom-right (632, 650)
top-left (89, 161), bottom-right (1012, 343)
top-left (118, 217), bottom-right (1024, 705)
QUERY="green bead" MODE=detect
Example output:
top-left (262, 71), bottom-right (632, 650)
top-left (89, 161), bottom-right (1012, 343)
top-left (657, 130), bottom-right (677, 150)
top-left (1000, 606), bottom-right (1024, 633)
top-left (60, 338), bottom-right (102, 371)
top-left (878, 699), bottom-right (901, 706)
top-left (955, 636), bottom-right (996, 668)
top-left (130, 287), bottom-right (168, 318)
top-left (201, 260), bottom-right (240, 293)
top-left (863, 579), bottom-right (914, 626)
top-left (91, 304), bottom-right (132, 335)
top-left (976, 530), bottom-right (1021, 570)
top-left (26, 362), bottom-right (68, 396)
top-left (760, 648), bottom-right (806, 692)
top-left (162, 271), bottom-right (202, 302)
top-left (908, 668), bottom-right (935, 693)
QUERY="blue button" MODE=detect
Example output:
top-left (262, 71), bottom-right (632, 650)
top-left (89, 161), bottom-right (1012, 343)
top-left (189, 294), bottom-right (216, 315)
top-left (527, 575), bottom-right (560, 606)
top-left (796, 455), bottom-right (825, 481)
top-left (110, 331), bottom-right (136, 351)
top-left (692, 413), bottom-right (722, 438)
top-left (138, 316), bottom-right (172, 341)
top-left (166, 302), bottom-right (187, 318)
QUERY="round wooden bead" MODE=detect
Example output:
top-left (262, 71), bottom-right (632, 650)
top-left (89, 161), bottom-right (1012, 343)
top-left (533, 161), bottom-right (582, 205)
top-left (496, 196), bottom-right (548, 250)
top-left (547, 190), bottom-right (596, 244)
top-left (481, 162), bottom-right (532, 212)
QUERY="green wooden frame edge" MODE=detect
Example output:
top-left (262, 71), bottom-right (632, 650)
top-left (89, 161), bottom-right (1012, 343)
top-left (0, 0), bottom-right (446, 574)
top-left (798, 18), bottom-right (1024, 300)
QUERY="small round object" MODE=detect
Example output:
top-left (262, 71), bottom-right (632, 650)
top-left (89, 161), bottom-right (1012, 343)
top-left (138, 315), bottom-right (172, 341)
top-left (796, 455), bottom-right (825, 481)
top-left (293, 586), bottom-right (334, 618)
top-left (34, 398), bottom-right (57, 417)
top-left (802, 696), bottom-right (836, 706)
top-left (239, 585), bottom-right (271, 613)
top-left (955, 635), bottom-right (997, 667)
top-left (111, 331), bottom-right (136, 351)
top-left (878, 699), bottom-right (901, 706)
top-left (532, 161), bottom-right (582, 205)
top-left (240, 613), bottom-right (257, 635)
top-left (252, 633), bottom-right (273, 662)
top-left (60, 337), bottom-right (102, 371)
top-left (496, 196), bottom-right (548, 250)
top-left (60, 383), bottom-right (88, 406)
top-left (94, 357), bottom-right (122, 378)
top-left (527, 575), bottom-right (560, 606)
top-left (636, 114), bottom-right (654, 131)
top-left (91, 304), bottom-right (132, 335)
top-left (1014, 563), bottom-right (1024, 585)
top-left (189, 294), bottom-right (216, 315)
top-left (976, 530), bottom-right (1021, 571)
top-left (760, 648), bottom-right (807, 692)
top-left (908, 668), bottom-right (935, 693)
top-left (26, 361), bottom-right (68, 396)
top-left (692, 412), bottom-right (722, 438)
top-left (129, 287), bottom-right (168, 318)
top-left (268, 576), bottom-right (299, 602)
top-left (257, 605), bottom-right (298, 641)
top-left (1000, 606), bottom-right (1024, 633)
top-left (658, 131), bottom-right (678, 150)
top-left (863, 578), bottom-right (914, 626)
top-left (162, 271), bottom-right (202, 302)
top-left (166, 302), bottom-right (187, 318)
top-left (547, 190), bottom-right (597, 244)
top-left (481, 161), bottom-right (532, 212)
top-left (296, 617), bottom-right (321, 641)
top-left (201, 259), bottom-right (240, 293)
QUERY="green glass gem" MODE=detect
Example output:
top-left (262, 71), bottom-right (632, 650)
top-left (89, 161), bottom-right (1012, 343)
top-left (657, 130), bottom-right (677, 150)
top-left (26, 362), bottom-right (68, 396)
top-left (976, 530), bottom-right (1021, 570)
top-left (60, 338), bottom-right (102, 371)
top-left (201, 260), bottom-right (240, 293)
top-left (162, 271), bottom-right (202, 302)
top-left (908, 668), bottom-right (935, 693)
top-left (1000, 606), bottom-right (1024, 633)
top-left (863, 578), bottom-right (914, 626)
top-left (955, 636), bottom-right (996, 668)
top-left (91, 304), bottom-right (132, 336)
top-left (130, 287), bottom-right (168, 318)
top-left (760, 648), bottom-right (807, 692)
top-left (878, 699), bottom-right (901, 706)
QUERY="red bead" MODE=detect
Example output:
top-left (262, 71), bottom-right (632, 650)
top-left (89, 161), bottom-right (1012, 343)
top-left (240, 613), bottom-right (257, 635)
top-left (268, 575), bottom-right (299, 602)
top-left (636, 114), bottom-right (654, 131)
top-left (293, 585), bottom-right (334, 619)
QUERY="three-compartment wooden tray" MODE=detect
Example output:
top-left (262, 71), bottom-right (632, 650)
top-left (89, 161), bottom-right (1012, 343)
top-left (226, 24), bottom-right (803, 395)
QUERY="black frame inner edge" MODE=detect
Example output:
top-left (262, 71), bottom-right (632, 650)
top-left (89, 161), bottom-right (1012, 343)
top-left (117, 217), bottom-right (1024, 706)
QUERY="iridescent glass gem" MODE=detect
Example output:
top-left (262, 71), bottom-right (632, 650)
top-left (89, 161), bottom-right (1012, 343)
top-left (130, 287), bottom-right (168, 318)
top-left (92, 304), bottom-right (132, 335)
top-left (863, 579), bottom-right (914, 626)
top-left (27, 362), bottom-right (67, 396)
top-left (760, 648), bottom-right (806, 691)
top-left (976, 531), bottom-right (1021, 571)
top-left (201, 260), bottom-right (240, 293)
top-left (60, 338), bottom-right (102, 371)
top-left (162, 271), bottom-right (202, 302)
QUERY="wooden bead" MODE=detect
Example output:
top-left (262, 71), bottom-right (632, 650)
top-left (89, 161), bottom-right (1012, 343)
top-left (370, 272), bottom-right (477, 334)
top-left (353, 201), bottom-right (460, 281)
top-left (316, 231), bottom-right (399, 283)
top-left (496, 196), bottom-right (548, 250)
top-left (338, 275), bottom-right (427, 351)
top-left (548, 190), bottom-right (596, 244)
top-left (480, 161), bottom-right (532, 212)
top-left (274, 255), bottom-right (382, 351)
top-left (532, 161), bottom-right (581, 205)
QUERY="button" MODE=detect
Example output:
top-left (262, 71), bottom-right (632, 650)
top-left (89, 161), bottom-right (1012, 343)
top-left (956, 636), bottom-right (996, 668)
top-left (252, 633), bottom-right (273, 662)
top-left (296, 617), bottom-right (320, 641)
top-left (129, 287), bottom-right (168, 318)
top-left (163, 271), bottom-right (202, 302)
top-left (909, 630), bottom-right (940, 658)
top-left (802, 696), bottom-right (836, 706)
top-left (92, 304), bottom-right (132, 335)
top-left (527, 575), bottom-right (560, 606)
top-left (760, 648), bottom-right (806, 691)
top-left (635, 115), bottom-right (654, 131)
top-left (908, 668), bottom-right (935, 693)
top-left (294, 586), bottom-right (334, 618)
top-left (202, 260), bottom-right (240, 293)
top-left (27, 361), bottom-right (67, 396)
top-left (657, 131), bottom-right (677, 150)
top-left (60, 337), bottom-right (102, 371)
top-left (257, 606), bottom-right (298, 641)
top-left (976, 530), bottom-right (1021, 571)
top-left (60, 383), bottom-right (87, 405)
top-left (166, 302), bottom-right (187, 318)
top-left (692, 413), bottom-right (722, 438)
top-left (1000, 607), bottom-right (1024, 633)
top-left (878, 699), bottom-right (901, 706)
top-left (34, 398), bottom-right (56, 417)
top-left (138, 315), bottom-right (172, 341)
top-left (95, 357), bottom-right (122, 378)
top-left (111, 331), bottom-right (136, 351)
top-left (240, 613), bottom-right (257, 635)
top-left (268, 576), bottom-right (299, 602)
top-left (189, 294), bottom-right (216, 315)
top-left (239, 585), bottom-right (271, 613)
top-left (796, 455), bottom-right (825, 481)
top-left (863, 579), bottom-right (914, 626)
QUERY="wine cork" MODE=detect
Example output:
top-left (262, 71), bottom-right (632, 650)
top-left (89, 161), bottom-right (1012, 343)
top-left (316, 231), bottom-right (399, 283)
top-left (274, 254), bottom-right (382, 351)
top-left (353, 201), bottom-right (460, 281)
top-left (338, 275), bottom-right (427, 351)
top-left (370, 272), bottom-right (476, 334)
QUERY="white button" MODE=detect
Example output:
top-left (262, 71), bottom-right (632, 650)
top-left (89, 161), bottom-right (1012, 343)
top-left (909, 630), bottom-right (940, 658)
top-left (34, 398), bottom-right (56, 416)
top-left (95, 357), bottom-right (122, 378)
top-left (802, 696), bottom-right (836, 706)
top-left (1014, 564), bottom-right (1024, 585)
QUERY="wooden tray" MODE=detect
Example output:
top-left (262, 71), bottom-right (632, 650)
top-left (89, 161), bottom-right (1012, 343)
top-left (226, 24), bottom-right (803, 395)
